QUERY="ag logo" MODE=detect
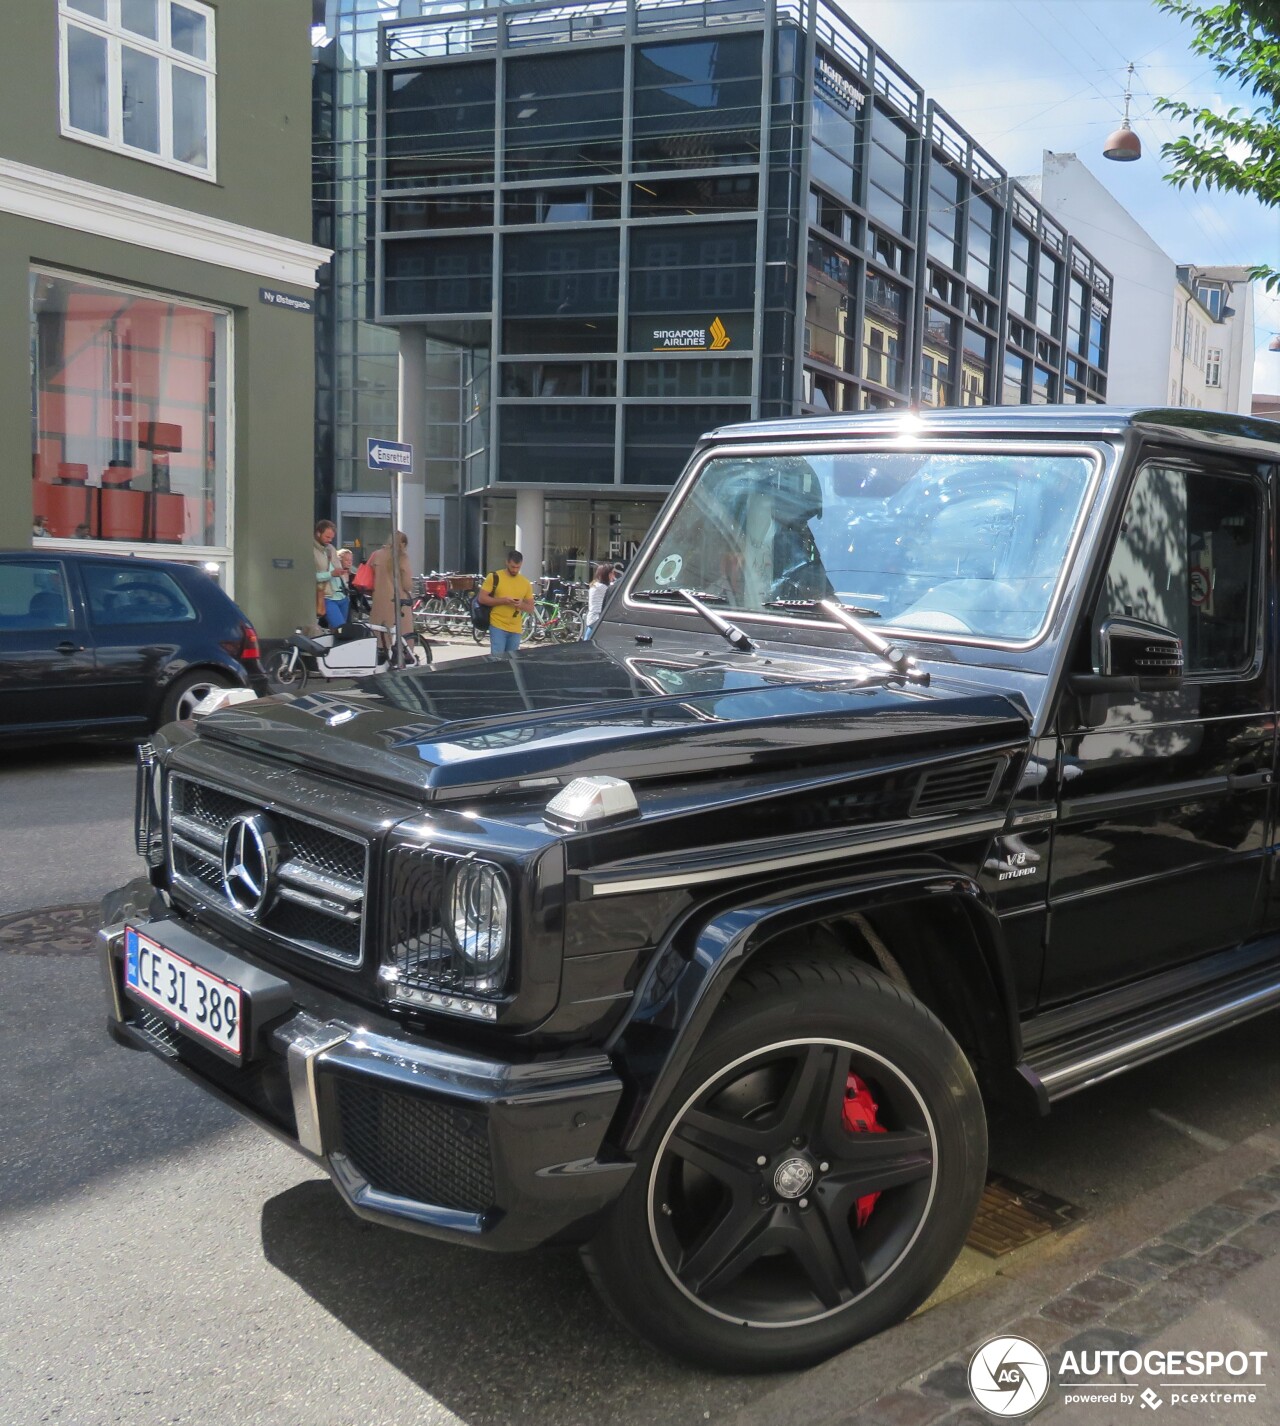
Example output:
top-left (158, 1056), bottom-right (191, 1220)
top-left (968, 1334), bottom-right (1051, 1416)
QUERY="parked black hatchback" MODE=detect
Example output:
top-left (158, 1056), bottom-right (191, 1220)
top-left (0, 550), bottom-right (265, 742)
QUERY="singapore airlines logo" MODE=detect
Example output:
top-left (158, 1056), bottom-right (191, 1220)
top-left (968, 1335), bottom-right (1051, 1416)
top-left (651, 316), bottom-right (732, 351)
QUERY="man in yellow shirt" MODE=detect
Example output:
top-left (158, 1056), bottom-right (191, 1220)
top-left (478, 548), bottom-right (536, 655)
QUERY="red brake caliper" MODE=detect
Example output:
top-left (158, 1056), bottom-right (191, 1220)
top-left (843, 1072), bottom-right (886, 1228)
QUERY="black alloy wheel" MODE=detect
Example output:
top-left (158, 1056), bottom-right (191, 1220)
top-left (583, 959), bottom-right (987, 1372)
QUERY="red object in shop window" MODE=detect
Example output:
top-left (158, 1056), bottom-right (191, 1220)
top-left (31, 478), bottom-right (52, 526)
top-left (57, 462), bottom-right (89, 485)
top-left (100, 487), bottom-right (147, 541)
top-left (152, 493), bottom-right (187, 544)
top-left (101, 464), bottom-right (136, 488)
top-left (44, 483), bottom-right (99, 538)
top-left (138, 421), bottom-right (183, 453)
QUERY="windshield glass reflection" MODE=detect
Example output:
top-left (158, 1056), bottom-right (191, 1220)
top-left (631, 449), bottom-right (1096, 642)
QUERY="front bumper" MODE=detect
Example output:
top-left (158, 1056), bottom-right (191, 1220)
top-left (100, 882), bottom-right (632, 1252)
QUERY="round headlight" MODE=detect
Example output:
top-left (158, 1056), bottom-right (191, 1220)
top-left (448, 862), bottom-right (509, 967)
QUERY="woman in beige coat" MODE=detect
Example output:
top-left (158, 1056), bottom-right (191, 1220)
top-left (367, 530), bottom-right (415, 650)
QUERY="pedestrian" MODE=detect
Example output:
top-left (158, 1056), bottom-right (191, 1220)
top-left (313, 519), bottom-right (344, 631)
top-left (337, 546), bottom-right (367, 619)
top-left (368, 529), bottom-right (415, 658)
top-left (583, 561), bottom-right (617, 639)
top-left (478, 548), bottom-right (535, 655)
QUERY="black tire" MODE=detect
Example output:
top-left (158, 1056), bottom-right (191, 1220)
top-left (263, 648), bottom-right (308, 694)
top-left (159, 668), bottom-right (235, 725)
top-left (582, 959), bottom-right (987, 1373)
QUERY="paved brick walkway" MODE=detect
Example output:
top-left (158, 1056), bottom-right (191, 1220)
top-left (849, 1165), bottom-right (1280, 1425)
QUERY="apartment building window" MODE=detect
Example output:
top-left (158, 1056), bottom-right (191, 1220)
top-left (59, 0), bottom-right (216, 178)
top-left (1206, 347), bottom-right (1222, 388)
top-left (1195, 281), bottom-right (1223, 320)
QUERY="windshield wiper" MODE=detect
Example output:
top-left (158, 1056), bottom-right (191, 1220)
top-left (766, 598), bottom-right (882, 618)
top-left (630, 587), bottom-right (755, 652)
top-left (680, 588), bottom-right (755, 652)
top-left (632, 588), bottom-right (728, 604)
top-left (770, 599), bottom-right (927, 684)
top-left (816, 598), bottom-right (929, 686)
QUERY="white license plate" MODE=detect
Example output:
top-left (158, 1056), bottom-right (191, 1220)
top-left (124, 926), bottom-right (243, 1057)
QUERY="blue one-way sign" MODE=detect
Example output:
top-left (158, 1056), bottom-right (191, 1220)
top-left (367, 437), bottom-right (413, 471)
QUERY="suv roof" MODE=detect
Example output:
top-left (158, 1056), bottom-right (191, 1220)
top-left (703, 405), bottom-right (1280, 454)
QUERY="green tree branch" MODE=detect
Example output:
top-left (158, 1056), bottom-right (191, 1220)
top-left (1154, 0), bottom-right (1280, 288)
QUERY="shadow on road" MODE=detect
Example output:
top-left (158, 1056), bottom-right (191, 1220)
top-left (260, 1181), bottom-right (773, 1426)
top-left (0, 953), bottom-right (242, 1219)
top-left (0, 740), bottom-right (138, 771)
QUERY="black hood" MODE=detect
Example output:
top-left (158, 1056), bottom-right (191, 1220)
top-left (196, 643), bottom-right (1031, 800)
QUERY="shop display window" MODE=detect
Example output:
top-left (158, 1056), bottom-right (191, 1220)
top-left (30, 270), bottom-right (229, 550)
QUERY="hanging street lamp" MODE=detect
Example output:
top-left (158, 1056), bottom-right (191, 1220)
top-left (1104, 63), bottom-right (1142, 162)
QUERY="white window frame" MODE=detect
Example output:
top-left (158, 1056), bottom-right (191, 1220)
top-left (1206, 346), bottom-right (1222, 388)
top-left (57, 0), bottom-right (217, 182)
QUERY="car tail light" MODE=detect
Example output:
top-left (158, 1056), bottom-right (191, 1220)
top-left (240, 622), bottom-right (260, 660)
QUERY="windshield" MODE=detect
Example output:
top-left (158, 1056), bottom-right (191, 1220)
top-left (630, 447), bottom-right (1097, 642)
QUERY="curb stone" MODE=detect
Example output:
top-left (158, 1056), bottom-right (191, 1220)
top-left (730, 1131), bottom-right (1280, 1425)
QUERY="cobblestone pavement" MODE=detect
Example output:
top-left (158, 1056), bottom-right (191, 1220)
top-left (846, 1165), bottom-right (1280, 1425)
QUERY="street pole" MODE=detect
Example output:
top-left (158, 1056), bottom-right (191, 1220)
top-left (389, 471), bottom-right (403, 670)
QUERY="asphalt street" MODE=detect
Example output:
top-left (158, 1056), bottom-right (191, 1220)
top-left (2, 732), bottom-right (1279, 1425)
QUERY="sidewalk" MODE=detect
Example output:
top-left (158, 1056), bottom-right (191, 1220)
top-left (732, 1129), bottom-right (1280, 1426)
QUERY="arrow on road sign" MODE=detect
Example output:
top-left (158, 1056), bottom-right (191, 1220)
top-left (367, 438), bottom-right (413, 470)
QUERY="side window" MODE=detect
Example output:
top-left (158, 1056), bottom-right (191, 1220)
top-left (1097, 462), bottom-right (1261, 676)
top-left (83, 565), bottom-right (196, 625)
top-left (0, 562), bottom-right (72, 630)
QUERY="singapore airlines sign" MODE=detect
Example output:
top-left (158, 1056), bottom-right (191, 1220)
top-left (651, 316), bottom-right (733, 351)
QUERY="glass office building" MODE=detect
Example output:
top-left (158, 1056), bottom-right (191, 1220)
top-left (357, 0), bottom-right (1112, 575)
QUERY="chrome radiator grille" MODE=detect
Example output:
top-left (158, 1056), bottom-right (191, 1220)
top-left (167, 774), bottom-right (368, 966)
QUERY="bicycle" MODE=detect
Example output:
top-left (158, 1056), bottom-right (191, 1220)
top-left (531, 579), bottom-right (588, 643)
top-left (265, 602), bottom-right (428, 693)
top-left (415, 573), bottom-right (477, 638)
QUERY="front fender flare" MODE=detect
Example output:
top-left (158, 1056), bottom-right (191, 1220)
top-left (607, 866), bottom-right (1017, 1153)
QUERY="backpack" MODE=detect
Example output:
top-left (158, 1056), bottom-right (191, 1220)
top-left (352, 560), bottom-right (375, 592)
top-left (469, 572), bottom-right (500, 632)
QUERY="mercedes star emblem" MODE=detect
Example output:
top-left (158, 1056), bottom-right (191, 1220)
top-left (220, 812), bottom-right (282, 918)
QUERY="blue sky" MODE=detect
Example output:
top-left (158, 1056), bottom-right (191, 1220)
top-left (847, 0), bottom-right (1280, 395)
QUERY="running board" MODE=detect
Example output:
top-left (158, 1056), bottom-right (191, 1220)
top-left (1019, 952), bottom-right (1280, 1106)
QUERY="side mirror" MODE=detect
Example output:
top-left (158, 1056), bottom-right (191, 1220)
top-left (1098, 616), bottom-right (1183, 685)
top-left (1068, 615), bottom-right (1184, 701)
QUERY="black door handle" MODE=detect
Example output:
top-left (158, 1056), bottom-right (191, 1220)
top-left (54, 641), bottom-right (81, 655)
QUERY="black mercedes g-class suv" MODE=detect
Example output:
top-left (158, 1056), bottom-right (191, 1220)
top-left (102, 407), bottom-right (1280, 1372)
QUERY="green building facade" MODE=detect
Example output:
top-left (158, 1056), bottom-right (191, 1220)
top-left (0, 0), bottom-right (329, 635)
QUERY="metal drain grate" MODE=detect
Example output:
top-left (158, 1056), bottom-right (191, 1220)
top-left (965, 1173), bottom-right (1085, 1257)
